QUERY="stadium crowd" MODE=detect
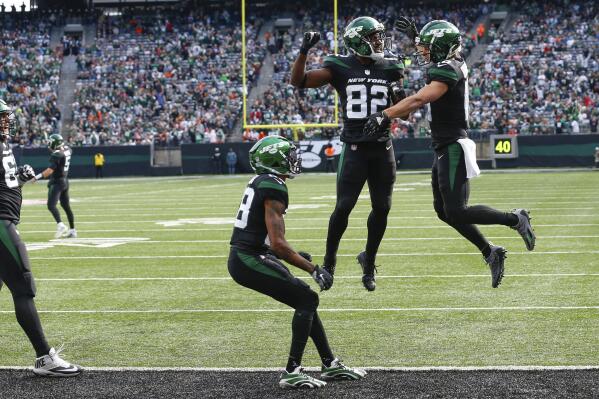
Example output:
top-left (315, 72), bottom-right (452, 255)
top-left (468, 0), bottom-right (598, 135)
top-left (69, 8), bottom-right (265, 146)
top-left (245, 1), bottom-right (489, 141)
top-left (0, 13), bottom-right (62, 147)
top-left (0, 0), bottom-right (597, 146)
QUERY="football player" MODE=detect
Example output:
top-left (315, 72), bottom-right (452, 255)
top-left (34, 133), bottom-right (76, 238)
top-left (364, 20), bottom-right (536, 287)
top-left (228, 136), bottom-right (366, 388)
top-left (290, 17), bottom-right (407, 291)
top-left (0, 99), bottom-right (82, 376)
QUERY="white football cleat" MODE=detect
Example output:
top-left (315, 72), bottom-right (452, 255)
top-left (33, 347), bottom-right (82, 377)
top-left (65, 229), bottom-right (77, 238)
top-left (55, 222), bottom-right (68, 238)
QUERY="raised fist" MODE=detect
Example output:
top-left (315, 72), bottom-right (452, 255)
top-left (300, 32), bottom-right (320, 54)
top-left (395, 16), bottom-right (418, 43)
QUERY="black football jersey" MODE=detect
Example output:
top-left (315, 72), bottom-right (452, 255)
top-left (324, 54), bottom-right (404, 143)
top-left (48, 146), bottom-right (72, 183)
top-left (426, 58), bottom-right (469, 149)
top-left (230, 174), bottom-right (289, 254)
top-left (0, 142), bottom-right (22, 222)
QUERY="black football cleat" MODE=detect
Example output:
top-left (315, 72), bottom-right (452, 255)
top-left (484, 244), bottom-right (507, 288)
top-left (357, 251), bottom-right (377, 291)
top-left (511, 209), bottom-right (535, 251)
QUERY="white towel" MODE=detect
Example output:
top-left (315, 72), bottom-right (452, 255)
top-left (457, 138), bottom-right (480, 179)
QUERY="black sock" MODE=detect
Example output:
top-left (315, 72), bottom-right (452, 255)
top-left (286, 357), bottom-right (301, 373)
top-left (61, 202), bottom-right (75, 229)
top-left (309, 312), bottom-right (334, 366)
top-left (482, 244), bottom-right (492, 258)
top-left (449, 222), bottom-right (489, 253)
top-left (454, 205), bottom-right (516, 226)
top-left (324, 208), bottom-right (350, 267)
top-left (13, 296), bottom-right (50, 357)
top-left (287, 309), bottom-right (314, 372)
top-left (365, 209), bottom-right (389, 265)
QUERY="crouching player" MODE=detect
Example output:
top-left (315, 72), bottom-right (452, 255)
top-left (228, 136), bottom-right (366, 388)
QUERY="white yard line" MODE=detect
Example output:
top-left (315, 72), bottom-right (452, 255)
top-left (16, 223), bottom-right (599, 234)
top-left (15, 215), bottom-right (599, 225)
top-left (33, 273), bottom-right (599, 282)
top-left (17, 210), bottom-right (599, 218)
top-left (71, 235), bottom-right (598, 244)
top-left (28, 250), bottom-right (599, 260)
top-left (1, 365), bottom-right (598, 372)
top-left (1, 306), bottom-right (598, 314)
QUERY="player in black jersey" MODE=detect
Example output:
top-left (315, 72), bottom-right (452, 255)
top-left (0, 99), bottom-right (81, 376)
top-left (364, 20), bottom-right (536, 288)
top-left (34, 133), bottom-right (76, 239)
top-left (291, 17), bottom-right (407, 291)
top-left (228, 136), bottom-right (366, 389)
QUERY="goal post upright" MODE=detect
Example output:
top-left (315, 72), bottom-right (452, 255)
top-left (241, 0), bottom-right (340, 137)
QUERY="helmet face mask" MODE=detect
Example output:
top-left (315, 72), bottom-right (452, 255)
top-left (414, 20), bottom-right (462, 66)
top-left (249, 136), bottom-right (302, 177)
top-left (343, 16), bottom-right (389, 61)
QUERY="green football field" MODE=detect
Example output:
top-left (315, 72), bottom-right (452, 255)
top-left (1, 171), bottom-right (598, 369)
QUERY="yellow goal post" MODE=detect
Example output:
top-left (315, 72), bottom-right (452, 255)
top-left (241, 0), bottom-right (340, 141)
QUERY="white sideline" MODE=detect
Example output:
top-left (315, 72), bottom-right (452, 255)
top-left (1, 306), bottom-right (598, 314)
top-left (33, 273), bottom-right (599, 282)
top-left (28, 250), bottom-right (599, 260)
top-left (1, 365), bottom-right (598, 372)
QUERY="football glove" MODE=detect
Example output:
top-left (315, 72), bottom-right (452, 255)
top-left (389, 82), bottom-right (407, 105)
top-left (298, 251), bottom-right (312, 262)
top-left (395, 16), bottom-right (418, 43)
top-left (300, 32), bottom-right (320, 55)
top-left (364, 111), bottom-right (391, 138)
top-left (311, 265), bottom-right (333, 291)
top-left (17, 164), bottom-right (36, 184)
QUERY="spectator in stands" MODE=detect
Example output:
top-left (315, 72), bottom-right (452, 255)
top-left (595, 147), bottom-right (599, 169)
top-left (212, 146), bottom-right (222, 174)
top-left (226, 148), bottom-right (237, 174)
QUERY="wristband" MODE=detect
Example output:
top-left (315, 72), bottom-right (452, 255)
top-left (35, 173), bottom-right (43, 180)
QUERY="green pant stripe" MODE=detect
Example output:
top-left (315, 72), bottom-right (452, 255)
top-left (0, 222), bottom-right (22, 267)
top-left (448, 143), bottom-right (461, 191)
top-left (237, 251), bottom-right (286, 281)
top-left (336, 144), bottom-right (346, 183)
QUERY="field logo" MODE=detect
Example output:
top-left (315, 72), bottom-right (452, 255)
top-left (27, 237), bottom-right (149, 251)
top-left (157, 218), bottom-right (233, 227)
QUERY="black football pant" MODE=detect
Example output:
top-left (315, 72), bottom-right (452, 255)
top-left (48, 181), bottom-right (75, 229)
top-left (228, 248), bottom-right (334, 366)
top-left (324, 141), bottom-right (396, 267)
top-left (0, 220), bottom-right (50, 357)
top-left (432, 142), bottom-right (517, 253)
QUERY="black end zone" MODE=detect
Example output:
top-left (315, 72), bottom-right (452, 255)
top-left (1, 369), bottom-right (598, 399)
